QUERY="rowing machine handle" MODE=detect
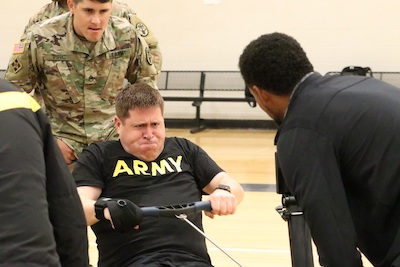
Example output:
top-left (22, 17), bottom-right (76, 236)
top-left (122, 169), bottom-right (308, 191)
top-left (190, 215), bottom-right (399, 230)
top-left (141, 201), bottom-right (212, 218)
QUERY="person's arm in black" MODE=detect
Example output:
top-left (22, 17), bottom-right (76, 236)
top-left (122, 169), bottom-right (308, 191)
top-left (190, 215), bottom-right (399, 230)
top-left (278, 128), bottom-right (362, 267)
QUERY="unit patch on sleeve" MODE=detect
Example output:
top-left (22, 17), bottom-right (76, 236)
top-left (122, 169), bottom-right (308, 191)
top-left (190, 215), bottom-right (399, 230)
top-left (10, 58), bottom-right (23, 74)
top-left (136, 22), bottom-right (149, 37)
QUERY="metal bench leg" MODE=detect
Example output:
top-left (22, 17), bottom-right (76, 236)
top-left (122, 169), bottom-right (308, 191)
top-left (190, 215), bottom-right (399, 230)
top-left (190, 101), bottom-right (205, 133)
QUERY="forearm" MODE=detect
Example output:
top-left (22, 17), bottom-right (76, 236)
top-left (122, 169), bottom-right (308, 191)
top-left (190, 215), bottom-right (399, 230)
top-left (79, 197), bottom-right (98, 226)
top-left (205, 171), bottom-right (244, 205)
top-left (76, 186), bottom-right (101, 226)
top-left (217, 175), bottom-right (244, 205)
top-left (203, 172), bottom-right (244, 217)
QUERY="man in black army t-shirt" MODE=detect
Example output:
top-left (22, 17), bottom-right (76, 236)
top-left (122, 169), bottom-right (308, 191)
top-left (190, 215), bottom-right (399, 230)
top-left (73, 83), bottom-right (244, 267)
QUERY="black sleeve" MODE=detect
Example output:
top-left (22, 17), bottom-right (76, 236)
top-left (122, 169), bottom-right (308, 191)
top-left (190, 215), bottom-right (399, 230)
top-left (277, 127), bottom-right (362, 266)
top-left (37, 110), bottom-right (89, 267)
top-left (72, 143), bottom-right (106, 188)
top-left (0, 81), bottom-right (88, 267)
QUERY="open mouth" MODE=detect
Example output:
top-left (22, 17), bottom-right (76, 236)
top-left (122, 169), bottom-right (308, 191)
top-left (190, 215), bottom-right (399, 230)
top-left (89, 27), bottom-right (102, 32)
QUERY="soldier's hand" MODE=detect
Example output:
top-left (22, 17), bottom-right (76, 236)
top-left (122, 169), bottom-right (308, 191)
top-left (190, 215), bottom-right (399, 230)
top-left (97, 198), bottom-right (143, 232)
top-left (206, 189), bottom-right (238, 219)
top-left (56, 139), bottom-right (77, 164)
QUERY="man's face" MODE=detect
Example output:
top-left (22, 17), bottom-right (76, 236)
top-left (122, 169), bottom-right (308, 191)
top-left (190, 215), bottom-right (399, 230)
top-left (67, 0), bottom-right (112, 42)
top-left (115, 107), bottom-right (166, 162)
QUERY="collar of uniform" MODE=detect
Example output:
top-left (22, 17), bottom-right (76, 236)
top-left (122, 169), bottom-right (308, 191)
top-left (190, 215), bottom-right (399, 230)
top-left (102, 23), bottom-right (117, 52)
top-left (66, 14), bottom-right (116, 56)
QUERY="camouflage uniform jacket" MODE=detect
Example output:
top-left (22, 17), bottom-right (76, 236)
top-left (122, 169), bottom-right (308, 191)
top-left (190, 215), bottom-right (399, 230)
top-left (5, 13), bottom-right (158, 156)
top-left (23, 0), bottom-right (162, 72)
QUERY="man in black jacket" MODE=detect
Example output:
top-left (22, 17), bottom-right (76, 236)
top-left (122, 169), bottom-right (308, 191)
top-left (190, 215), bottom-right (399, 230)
top-left (239, 32), bottom-right (400, 267)
top-left (0, 79), bottom-right (89, 267)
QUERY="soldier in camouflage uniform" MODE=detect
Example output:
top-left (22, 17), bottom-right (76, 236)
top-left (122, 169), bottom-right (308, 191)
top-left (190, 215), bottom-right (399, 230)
top-left (23, 0), bottom-right (162, 72)
top-left (5, 0), bottom-right (158, 166)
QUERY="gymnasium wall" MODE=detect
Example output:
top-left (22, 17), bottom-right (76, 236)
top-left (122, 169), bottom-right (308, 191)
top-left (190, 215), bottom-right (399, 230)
top-left (1, 0), bottom-right (399, 121)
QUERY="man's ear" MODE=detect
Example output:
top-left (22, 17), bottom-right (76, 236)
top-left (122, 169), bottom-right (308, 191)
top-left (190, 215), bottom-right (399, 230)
top-left (251, 85), bottom-right (270, 105)
top-left (114, 116), bottom-right (121, 129)
top-left (67, 0), bottom-right (75, 13)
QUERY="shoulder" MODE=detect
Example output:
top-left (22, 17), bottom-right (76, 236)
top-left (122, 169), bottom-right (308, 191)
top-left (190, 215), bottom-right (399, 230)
top-left (85, 140), bottom-right (121, 153)
top-left (78, 141), bottom-right (123, 166)
top-left (108, 16), bottom-right (136, 32)
top-left (165, 137), bottom-right (200, 152)
top-left (27, 13), bottom-right (70, 36)
top-left (25, 2), bottom-right (57, 28)
top-left (106, 16), bottom-right (136, 41)
top-left (111, 0), bottom-right (136, 17)
top-left (0, 79), bottom-right (22, 94)
top-left (39, 13), bottom-right (70, 28)
top-left (166, 136), bottom-right (191, 145)
top-left (0, 81), bottom-right (40, 112)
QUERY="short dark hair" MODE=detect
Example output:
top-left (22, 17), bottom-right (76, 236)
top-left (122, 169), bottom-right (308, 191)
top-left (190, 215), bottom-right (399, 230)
top-left (115, 83), bottom-right (164, 121)
top-left (239, 32), bottom-right (313, 96)
top-left (72, 0), bottom-right (112, 4)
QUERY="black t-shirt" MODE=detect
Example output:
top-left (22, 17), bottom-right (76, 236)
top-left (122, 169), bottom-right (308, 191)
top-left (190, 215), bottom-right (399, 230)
top-left (73, 137), bottom-right (223, 267)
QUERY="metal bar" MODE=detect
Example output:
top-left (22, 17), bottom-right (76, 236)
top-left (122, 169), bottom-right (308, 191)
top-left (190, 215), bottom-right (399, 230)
top-left (176, 214), bottom-right (243, 267)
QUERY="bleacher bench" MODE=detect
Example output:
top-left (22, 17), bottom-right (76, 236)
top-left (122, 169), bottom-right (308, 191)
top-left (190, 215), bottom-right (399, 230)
top-left (3, 69), bottom-right (400, 132)
top-left (157, 71), bottom-right (255, 133)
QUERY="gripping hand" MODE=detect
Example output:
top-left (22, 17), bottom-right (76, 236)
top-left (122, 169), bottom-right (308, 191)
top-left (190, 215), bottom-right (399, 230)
top-left (95, 198), bottom-right (143, 232)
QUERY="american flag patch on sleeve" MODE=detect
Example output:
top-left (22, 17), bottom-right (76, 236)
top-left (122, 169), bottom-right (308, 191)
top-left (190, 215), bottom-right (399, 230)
top-left (12, 43), bottom-right (26, 54)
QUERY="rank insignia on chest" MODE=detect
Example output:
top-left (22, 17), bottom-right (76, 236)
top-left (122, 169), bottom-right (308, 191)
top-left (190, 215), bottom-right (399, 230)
top-left (12, 42), bottom-right (27, 55)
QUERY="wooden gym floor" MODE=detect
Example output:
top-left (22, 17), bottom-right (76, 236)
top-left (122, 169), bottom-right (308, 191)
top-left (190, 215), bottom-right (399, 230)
top-left (87, 128), bottom-right (374, 267)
